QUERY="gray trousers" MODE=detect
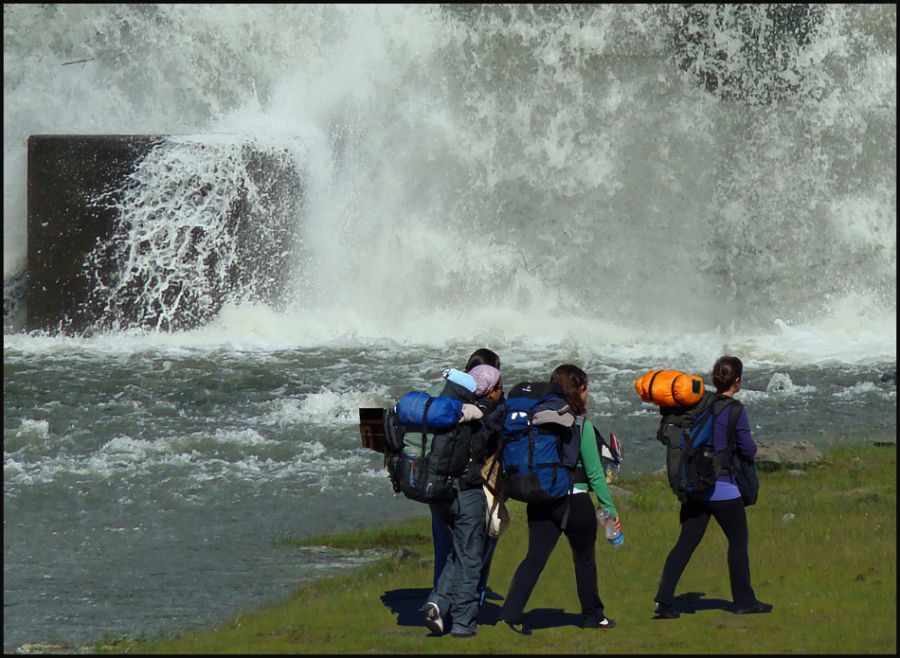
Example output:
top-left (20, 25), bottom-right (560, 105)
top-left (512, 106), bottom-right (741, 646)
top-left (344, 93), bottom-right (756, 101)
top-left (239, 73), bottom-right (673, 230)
top-left (427, 486), bottom-right (486, 633)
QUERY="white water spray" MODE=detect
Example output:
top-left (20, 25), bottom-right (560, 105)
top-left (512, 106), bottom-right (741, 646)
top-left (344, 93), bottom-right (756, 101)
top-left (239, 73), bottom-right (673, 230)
top-left (3, 4), bottom-right (895, 355)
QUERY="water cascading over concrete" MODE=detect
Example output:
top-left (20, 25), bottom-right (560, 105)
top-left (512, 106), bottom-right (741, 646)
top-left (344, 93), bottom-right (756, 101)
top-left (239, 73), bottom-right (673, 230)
top-left (26, 135), bottom-right (303, 334)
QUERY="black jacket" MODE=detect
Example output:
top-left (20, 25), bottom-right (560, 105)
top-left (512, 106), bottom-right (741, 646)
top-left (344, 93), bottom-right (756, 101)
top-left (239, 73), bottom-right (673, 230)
top-left (437, 380), bottom-right (497, 491)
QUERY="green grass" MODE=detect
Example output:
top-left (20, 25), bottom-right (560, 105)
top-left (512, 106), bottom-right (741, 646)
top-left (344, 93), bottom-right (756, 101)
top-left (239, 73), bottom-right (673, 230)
top-left (98, 443), bottom-right (896, 654)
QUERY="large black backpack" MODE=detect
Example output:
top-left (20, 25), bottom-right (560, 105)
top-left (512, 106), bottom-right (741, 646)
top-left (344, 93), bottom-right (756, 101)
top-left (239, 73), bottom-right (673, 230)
top-left (657, 392), bottom-right (739, 501)
top-left (383, 393), bottom-right (473, 504)
top-left (683, 396), bottom-right (759, 506)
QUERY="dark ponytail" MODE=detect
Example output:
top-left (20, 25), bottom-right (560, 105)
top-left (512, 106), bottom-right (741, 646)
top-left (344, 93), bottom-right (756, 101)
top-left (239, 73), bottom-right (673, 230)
top-left (550, 364), bottom-right (588, 416)
top-left (712, 355), bottom-right (743, 392)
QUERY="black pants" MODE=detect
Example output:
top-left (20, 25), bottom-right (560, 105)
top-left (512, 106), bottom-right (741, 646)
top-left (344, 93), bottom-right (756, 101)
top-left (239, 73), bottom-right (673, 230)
top-left (500, 493), bottom-right (605, 626)
top-left (655, 496), bottom-right (757, 608)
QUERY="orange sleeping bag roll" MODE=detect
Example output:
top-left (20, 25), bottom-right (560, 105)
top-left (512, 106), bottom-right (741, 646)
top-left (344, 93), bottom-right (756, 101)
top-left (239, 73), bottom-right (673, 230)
top-left (634, 369), bottom-right (705, 407)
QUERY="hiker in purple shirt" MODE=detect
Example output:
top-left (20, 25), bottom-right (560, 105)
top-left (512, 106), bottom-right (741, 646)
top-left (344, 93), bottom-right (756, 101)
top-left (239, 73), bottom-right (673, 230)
top-left (653, 355), bottom-right (773, 619)
top-left (690, 391), bottom-right (757, 502)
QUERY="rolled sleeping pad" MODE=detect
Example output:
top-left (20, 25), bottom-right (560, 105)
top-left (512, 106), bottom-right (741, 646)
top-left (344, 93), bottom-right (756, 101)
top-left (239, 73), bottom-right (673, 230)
top-left (634, 369), bottom-right (705, 407)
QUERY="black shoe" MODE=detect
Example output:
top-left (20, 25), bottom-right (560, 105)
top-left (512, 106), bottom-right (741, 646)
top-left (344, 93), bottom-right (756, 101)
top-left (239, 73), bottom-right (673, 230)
top-left (733, 600), bottom-right (774, 615)
top-left (583, 616), bottom-right (616, 629)
top-left (654, 603), bottom-right (680, 619)
top-left (503, 620), bottom-right (532, 636)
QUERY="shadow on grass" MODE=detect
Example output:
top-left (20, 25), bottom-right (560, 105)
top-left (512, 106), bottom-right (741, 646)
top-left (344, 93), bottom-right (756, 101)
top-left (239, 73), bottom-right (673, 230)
top-left (380, 587), bottom-right (432, 628)
top-left (380, 587), bottom-right (508, 633)
top-left (517, 608), bottom-right (584, 631)
top-left (666, 591), bottom-right (734, 616)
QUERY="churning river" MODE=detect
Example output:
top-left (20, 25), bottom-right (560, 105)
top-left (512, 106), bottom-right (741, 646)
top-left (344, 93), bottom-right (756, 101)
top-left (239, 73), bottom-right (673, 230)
top-left (4, 4), bottom-right (895, 652)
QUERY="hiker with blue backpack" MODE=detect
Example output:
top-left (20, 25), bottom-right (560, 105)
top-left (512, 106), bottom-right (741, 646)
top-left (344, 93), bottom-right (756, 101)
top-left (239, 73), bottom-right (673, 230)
top-left (653, 355), bottom-right (773, 619)
top-left (499, 364), bottom-right (621, 634)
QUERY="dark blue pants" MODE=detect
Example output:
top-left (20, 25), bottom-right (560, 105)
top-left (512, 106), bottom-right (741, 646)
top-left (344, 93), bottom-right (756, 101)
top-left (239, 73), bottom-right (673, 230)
top-left (655, 496), bottom-right (757, 607)
top-left (432, 505), bottom-right (497, 605)
top-left (427, 487), bottom-right (486, 634)
top-left (432, 509), bottom-right (452, 588)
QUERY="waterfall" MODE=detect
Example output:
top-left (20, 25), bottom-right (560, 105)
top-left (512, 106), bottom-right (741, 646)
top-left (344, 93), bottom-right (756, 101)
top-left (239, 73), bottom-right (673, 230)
top-left (3, 4), bottom-right (895, 341)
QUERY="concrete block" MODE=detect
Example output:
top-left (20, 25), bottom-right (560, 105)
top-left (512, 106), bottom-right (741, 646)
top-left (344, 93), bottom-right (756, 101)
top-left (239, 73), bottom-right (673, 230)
top-left (26, 135), bottom-right (301, 334)
top-left (27, 135), bottom-right (164, 333)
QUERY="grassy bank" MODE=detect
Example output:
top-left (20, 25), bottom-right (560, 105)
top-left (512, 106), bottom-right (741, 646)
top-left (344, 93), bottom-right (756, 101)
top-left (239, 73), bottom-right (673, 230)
top-left (100, 443), bottom-right (895, 654)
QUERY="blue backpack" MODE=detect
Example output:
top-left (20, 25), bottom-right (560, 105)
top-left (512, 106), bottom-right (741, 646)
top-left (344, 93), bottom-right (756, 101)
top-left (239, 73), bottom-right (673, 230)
top-left (498, 382), bottom-right (581, 503)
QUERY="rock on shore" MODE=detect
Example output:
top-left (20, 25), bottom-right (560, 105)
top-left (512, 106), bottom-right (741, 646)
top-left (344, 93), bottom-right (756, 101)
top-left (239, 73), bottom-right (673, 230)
top-left (754, 439), bottom-right (822, 469)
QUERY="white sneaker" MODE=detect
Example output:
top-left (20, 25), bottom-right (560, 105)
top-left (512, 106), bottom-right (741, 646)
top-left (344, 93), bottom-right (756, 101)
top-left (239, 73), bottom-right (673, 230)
top-left (424, 602), bottom-right (444, 634)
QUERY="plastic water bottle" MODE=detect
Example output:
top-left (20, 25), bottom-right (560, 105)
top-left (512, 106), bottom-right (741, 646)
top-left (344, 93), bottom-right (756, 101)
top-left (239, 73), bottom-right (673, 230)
top-left (596, 507), bottom-right (624, 547)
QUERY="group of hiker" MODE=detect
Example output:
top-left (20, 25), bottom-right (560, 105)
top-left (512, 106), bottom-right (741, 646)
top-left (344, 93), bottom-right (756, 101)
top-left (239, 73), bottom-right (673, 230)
top-left (378, 348), bottom-right (772, 638)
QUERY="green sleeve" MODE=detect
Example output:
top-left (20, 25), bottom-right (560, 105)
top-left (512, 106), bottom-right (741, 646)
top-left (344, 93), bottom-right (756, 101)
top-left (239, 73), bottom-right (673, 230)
top-left (580, 420), bottom-right (618, 517)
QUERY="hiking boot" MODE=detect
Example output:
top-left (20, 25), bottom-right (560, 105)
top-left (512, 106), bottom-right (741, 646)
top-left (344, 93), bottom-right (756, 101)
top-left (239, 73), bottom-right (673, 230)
top-left (583, 616), bottom-right (616, 629)
top-left (654, 602), bottom-right (680, 619)
top-left (424, 602), bottom-right (444, 634)
top-left (733, 600), bottom-right (774, 615)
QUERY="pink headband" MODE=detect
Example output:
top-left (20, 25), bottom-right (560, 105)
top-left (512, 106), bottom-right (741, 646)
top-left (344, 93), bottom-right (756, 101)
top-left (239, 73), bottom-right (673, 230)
top-left (469, 365), bottom-right (502, 396)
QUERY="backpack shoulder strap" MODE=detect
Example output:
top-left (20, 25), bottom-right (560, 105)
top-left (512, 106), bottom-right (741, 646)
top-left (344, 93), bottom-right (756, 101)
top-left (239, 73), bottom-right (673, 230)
top-left (572, 415), bottom-right (585, 442)
top-left (724, 398), bottom-right (744, 451)
top-left (708, 394), bottom-right (740, 422)
top-left (419, 396), bottom-right (435, 454)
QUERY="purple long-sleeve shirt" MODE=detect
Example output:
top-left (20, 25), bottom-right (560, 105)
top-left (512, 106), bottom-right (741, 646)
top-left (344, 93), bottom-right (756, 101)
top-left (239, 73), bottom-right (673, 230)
top-left (689, 400), bottom-right (756, 502)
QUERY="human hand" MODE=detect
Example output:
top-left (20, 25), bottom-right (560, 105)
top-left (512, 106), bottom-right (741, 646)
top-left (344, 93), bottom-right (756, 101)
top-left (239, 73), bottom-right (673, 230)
top-left (460, 403), bottom-right (484, 422)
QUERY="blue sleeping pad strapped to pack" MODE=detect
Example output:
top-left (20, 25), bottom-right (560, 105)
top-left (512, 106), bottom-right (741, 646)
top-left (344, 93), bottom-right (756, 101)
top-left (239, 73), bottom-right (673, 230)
top-left (395, 391), bottom-right (463, 431)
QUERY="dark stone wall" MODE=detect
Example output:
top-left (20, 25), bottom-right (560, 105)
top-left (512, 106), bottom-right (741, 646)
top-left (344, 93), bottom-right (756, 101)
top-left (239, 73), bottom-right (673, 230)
top-left (26, 135), bottom-right (302, 335)
top-left (26, 135), bottom-right (164, 333)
